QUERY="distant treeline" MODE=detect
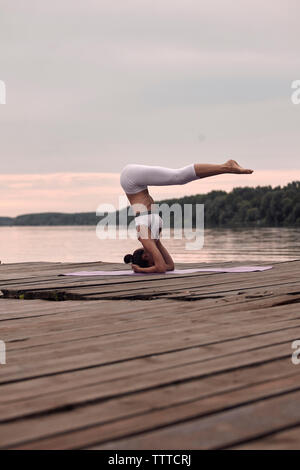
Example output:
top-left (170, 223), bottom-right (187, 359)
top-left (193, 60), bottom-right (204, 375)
top-left (158, 181), bottom-right (300, 228)
top-left (0, 212), bottom-right (98, 227)
top-left (1, 181), bottom-right (300, 228)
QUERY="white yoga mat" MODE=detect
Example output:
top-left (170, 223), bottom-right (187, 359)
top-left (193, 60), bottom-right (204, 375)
top-left (62, 266), bottom-right (273, 276)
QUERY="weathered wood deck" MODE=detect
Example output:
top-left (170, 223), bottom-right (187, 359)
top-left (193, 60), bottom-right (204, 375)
top-left (0, 259), bottom-right (300, 449)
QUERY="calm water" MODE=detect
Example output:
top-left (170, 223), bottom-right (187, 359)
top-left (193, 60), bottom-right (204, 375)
top-left (0, 226), bottom-right (299, 264)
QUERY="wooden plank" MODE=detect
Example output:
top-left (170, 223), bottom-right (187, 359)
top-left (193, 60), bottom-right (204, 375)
top-left (5, 264), bottom-right (298, 301)
top-left (78, 266), bottom-right (300, 299)
top-left (1, 284), bottom-right (299, 330)
top-left (0, 260), bottom-right (241, 284)
top-left (0, 283), bottom-right (299, 343)
top-left (1, 284), bottom-right (300, 337)
top-left (2, 300), bottom-right (300, 359)
top-left (231, 426), bottom-right (300, 449)
top-left (4, 302), bottom-right (300, 357)
top-left (0, 259), bottom-right (281, 291)
top-left (0, 339), bottom-right (295, 421)
top-left (1, 301), bottom-right (299, 385)
top-left (2, 298), bottom-right (299, 351)
top-left (7, 372), bottom-right (299, 450)
top-left (2, 306), bottom-right (300, 385)
top-left (0, 299), bottom-right (299, 411)
top-left (89, 387), bottom-right (300, 450)
top-left (1, 260), bottom-right (297, 301)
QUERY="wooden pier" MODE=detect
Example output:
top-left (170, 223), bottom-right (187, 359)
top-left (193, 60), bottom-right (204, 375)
top-left (0, 259), bottom-right (300, 450)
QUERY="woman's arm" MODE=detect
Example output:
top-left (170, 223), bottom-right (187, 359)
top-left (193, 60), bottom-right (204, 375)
top-left (155, 239), bottom-right (175, 271)
top-left (132, 263), bottom-right (165, 274)
top-left (133, 230), bottom-right (168, 273)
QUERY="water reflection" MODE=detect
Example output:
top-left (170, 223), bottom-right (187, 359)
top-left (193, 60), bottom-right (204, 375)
top-left (0, 226), bottom-right (299, 264)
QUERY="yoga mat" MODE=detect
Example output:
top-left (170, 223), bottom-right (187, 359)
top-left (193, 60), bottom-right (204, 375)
top-left (62, 266), bottom-right (273, 276)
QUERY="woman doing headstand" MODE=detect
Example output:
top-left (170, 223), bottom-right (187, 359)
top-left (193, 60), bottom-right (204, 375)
top-left (120, 160), bottom-right (253, 273)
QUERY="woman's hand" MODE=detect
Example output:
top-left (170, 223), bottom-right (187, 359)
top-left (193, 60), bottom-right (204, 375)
top-left (132, 263), bottom-right (166, 274)
top-left (132, 264), bottom-right (143, 273)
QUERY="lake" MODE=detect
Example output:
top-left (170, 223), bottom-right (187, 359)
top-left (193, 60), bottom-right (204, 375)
top-left (0, 226), bottom-right (299, 264)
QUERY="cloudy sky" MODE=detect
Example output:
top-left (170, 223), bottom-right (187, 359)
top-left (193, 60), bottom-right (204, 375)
top-left (0, 0), bottom-right (299, 216)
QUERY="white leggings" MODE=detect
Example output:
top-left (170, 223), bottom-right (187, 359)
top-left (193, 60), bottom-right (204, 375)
top-left (120, 163), bottom-right (198, 194)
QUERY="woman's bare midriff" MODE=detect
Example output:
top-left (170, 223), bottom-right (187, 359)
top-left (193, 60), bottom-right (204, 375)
top-left (126, 189), bottom-right (155, 214)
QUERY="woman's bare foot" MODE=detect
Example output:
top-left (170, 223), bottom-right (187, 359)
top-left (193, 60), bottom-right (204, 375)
top-left (223, 159), bottom-right (253, 174)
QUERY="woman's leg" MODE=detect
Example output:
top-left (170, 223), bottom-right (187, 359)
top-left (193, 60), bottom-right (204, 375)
top-left (121, 163), bottom-right (198, 192)
top-left (120, 160), bottom-right (253, 193)
top-left (194, 159), bottom-right (253, 178)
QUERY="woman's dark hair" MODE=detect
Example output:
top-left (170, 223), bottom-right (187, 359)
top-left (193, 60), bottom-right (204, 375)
top-left (124, 248), bottom-right (149, 267)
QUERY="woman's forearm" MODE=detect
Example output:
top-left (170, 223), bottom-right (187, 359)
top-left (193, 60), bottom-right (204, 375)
top-left (132, 263), bottom-right (166, 274)
top-left (156, 241), bottom-right (174, 270)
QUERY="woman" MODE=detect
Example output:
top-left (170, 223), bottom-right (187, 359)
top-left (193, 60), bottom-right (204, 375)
top-left (121, 160), bottom-right (253, 273)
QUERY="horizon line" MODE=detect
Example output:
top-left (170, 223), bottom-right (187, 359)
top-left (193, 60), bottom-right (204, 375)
top-left (1, 178), bottom-right (299, 219)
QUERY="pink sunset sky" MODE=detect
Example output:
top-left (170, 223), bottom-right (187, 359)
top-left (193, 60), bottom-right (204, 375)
top-left (1, 169), bottom-right (299, 217)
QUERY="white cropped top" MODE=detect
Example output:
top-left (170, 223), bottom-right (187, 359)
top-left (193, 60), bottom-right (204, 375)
top-left (134, 213), bottom-right (163, 240)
